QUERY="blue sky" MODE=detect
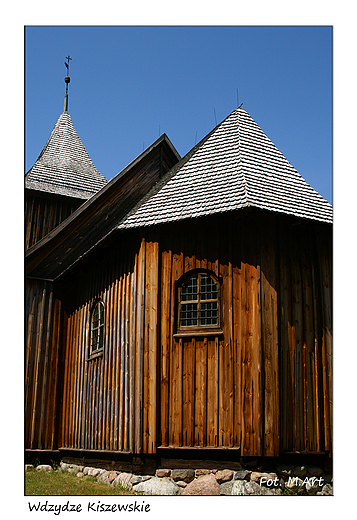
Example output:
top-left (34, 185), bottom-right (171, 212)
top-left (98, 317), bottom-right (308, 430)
top-left (25, 26), bottom-right (332, 203)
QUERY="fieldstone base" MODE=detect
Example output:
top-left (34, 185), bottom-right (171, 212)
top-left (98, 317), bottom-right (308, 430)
top-left (28, 462), bottom-right (333, 496)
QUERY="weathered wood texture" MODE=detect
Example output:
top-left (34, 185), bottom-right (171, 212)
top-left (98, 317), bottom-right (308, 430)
top-left (278, 219), bottom-right (332, 453)
top-left (25, 210), bottom-right (332, 457)
top-left (25, 136), bottom-right (180, 279)
top-left (53, 233), bottom-right (159, 454)
top-left (157, 212), bottom-right (331, 456)
top-left (25, 279), bottom-right (63, 449)
top-left (25, 190), bottom-right (83, 250)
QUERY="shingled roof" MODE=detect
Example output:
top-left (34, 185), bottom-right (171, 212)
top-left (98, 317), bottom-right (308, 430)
top-left (118, 106), bottom-right (332, 228)
top-left (25, 111), bottom-right (108, 199)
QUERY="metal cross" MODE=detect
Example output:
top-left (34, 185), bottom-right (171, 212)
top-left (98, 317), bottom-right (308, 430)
top-left (64, 55), bottom-right (72, 71)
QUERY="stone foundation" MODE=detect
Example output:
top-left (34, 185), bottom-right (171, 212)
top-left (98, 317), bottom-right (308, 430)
top-left (26, 462), bottom-right (333, 496)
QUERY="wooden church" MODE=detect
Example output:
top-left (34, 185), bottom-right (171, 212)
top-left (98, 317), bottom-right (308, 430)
top-left (25, 75), bottom-right (332, 470)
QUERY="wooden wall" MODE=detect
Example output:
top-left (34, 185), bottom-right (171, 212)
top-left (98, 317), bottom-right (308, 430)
top-left (56, 233), bottom-right (159, 454)
top-left (158, 212), bottom-right (266, 455)
top-left (157, 211), bottom-right (331, 456)
top-left (25, 190), bottom-right (83, 250)
top-left (25, 279), bottom-right (63, 449)
top-left (278, 218), bottom-right (332, 454)
top-left (25, 209), bottom-right (332, 458)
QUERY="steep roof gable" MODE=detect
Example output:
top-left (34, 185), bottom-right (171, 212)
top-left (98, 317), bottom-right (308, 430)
top-left (25, 134), bottom-right (181, 280)
top-left (25, 111), bottom-right (108, 199)
top-left (118, 106), bottom-right (332, 228)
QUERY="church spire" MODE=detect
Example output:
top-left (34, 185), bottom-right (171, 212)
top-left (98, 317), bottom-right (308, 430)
top-left (63, 55), bottom-right (72, 112)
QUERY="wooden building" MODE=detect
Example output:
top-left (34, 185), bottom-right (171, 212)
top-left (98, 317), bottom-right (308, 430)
top-left (25, 107), bottom-right (108, 250)
top-left (25, 99), bottom-right (332, 469)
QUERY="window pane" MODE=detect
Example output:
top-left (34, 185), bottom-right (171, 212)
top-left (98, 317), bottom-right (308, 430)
top-left (91, 329), bottom-right (96, 348)
top-left (200, 301), bottom-right (218, 325)
top-left (90, 302), bottom-right (105, 353)
top-left (200, 274), bottom-right (218, 301)
top-left (98, 326), bottom-right (104, 349)
top-left (98, 302), bottom-right (104, 322)
top-left (181, 276), bottom-right (198, 301)
top-left (180, 302), bottom-right (198, 326)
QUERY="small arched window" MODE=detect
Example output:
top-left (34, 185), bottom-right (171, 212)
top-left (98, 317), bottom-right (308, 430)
top-left (90, 301), bottom-right (105, 356)
top-left (178, 272), bottom-right (220, 329)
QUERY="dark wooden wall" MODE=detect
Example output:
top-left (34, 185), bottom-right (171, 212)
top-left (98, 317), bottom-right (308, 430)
top-left (56, 233), bottom-right (157, 454)
top-left (25, 279), bottom-right (63, 449)
top-left (156, 212), bottom-right (332, 456)
top-left (25, 190), bottom-right (83, 250)
top-left (25, 209), bottom-right (332, 458)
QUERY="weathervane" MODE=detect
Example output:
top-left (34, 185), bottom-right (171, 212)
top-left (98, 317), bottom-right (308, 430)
top-left (63, 55), bottom-right (72, 112)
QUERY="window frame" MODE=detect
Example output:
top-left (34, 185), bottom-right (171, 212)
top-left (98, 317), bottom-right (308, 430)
top-left (176, 270), bottom-right (221, 332)
top-left (88, 299), bottom-right (105, 359)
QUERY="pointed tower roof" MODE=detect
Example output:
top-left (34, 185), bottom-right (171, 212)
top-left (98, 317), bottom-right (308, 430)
top-left (25, 110), bottom-right (108, 199)
top-left (118, 106), bottom-right (332, 228)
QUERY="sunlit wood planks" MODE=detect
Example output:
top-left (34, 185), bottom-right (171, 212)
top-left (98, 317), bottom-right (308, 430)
top-left (25, 210), bottom-right (332, 458)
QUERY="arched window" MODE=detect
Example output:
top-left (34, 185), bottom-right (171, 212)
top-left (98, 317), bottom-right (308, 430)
top-left (90, 301), bottom-right (105, 355)
top-left (178, 272), bottom-right (220, 329)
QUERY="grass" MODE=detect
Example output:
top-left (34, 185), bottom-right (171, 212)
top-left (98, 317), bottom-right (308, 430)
top-left (25, 469), bottom-right (138, 496)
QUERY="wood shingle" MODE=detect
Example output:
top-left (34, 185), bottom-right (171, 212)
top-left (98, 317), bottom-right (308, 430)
top-left (118, 106), bottom-right (332, 229)
top-left (25, 111), bottom-right (108, 200)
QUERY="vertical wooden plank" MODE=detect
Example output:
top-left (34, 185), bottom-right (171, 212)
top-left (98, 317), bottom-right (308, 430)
top-left (113, 276), bottom-right (121, 451)
top-left (135, 238), bottom-right (145, 454)
top-left (80, 302), bottom-right (90, 449)
top-left (291, 229), bottom-right (304, 451)
top-left (160, 248), bottom-right (172, 446)
top-left (38, 285), bottom-right (54, 448)
top-left (241, 214), bottom-right (262, 456)
top-left (260, 213), bottom-right (280, 457)
top-left (170, 338), bottom-right (183, 446)
top-left (29, 282), bottom-right (47, 448)
top-left (194, 338), bottom-right (207, 446)
top-left (169, 240), bottom-right (184, 446)
top-left (129, 258), bottom-right (137, 453)
top-left (278, 219), bottom-right (294, 452)
top-left (182, 338), bottom-right (195, 446)
top-left (232, 220), bottom-right (242, 447)
top-left (310, 236), bottom-right (322, 452)
top-left (219, 235), bottom-right (234, 447)
top-left (206, 337), bottom-right (218, 446)
top-left (80, 304), bottom-right (89, 449)
top-left (25, 282), bottom-right (37, 447)
top-left (66, 310), bottom-right (76, 448)
top-left (74, 305), bottom-right (85, 448)
top-left (124, 272), bottom-right (131, 451)
top-left (61, 309), bottom-right (72, 448)
top-left (69, 308), bottom-right (79, 448)
top-left (316, 225), bottom-right (332, 452)
top-left (301, 229), bottom-right (317, 452)
top-left (214, 336), bottom-right (219, 447)
top-left (144, 240), bottom-right (159, 453)
top-left (44, 297), bottom-right (61, 448)
top-left (119, 275), bottom-right (126, 451)
top-left (107, 277), bottom-right (116, 450)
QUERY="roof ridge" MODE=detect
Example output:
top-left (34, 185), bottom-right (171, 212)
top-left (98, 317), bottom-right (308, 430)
top-left (114, 117), bottom-right (226, 226)
top-left (118, 105), bottom-right (332, 228)
top-left (235, 107), bottom-right (249, 207)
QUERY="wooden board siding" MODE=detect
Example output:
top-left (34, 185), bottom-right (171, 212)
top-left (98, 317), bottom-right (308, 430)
top-left (260, 213), bottom-right (279, 456)
top-left (25, 279), bottom-right (62, 449)
top-left (157, 212), bottom-right (332, 456)
top-left (278, 219), bottom-right (332, 454)
top-left (158, 214), bottom-right (262, 454)
top-left (55, 233), bottom-right (159, 454)
top-left (25, 209), bottom-right (332, 458)
top-left (26, 136), bottom-right (180, 280)
top-left (25, 191), bottom-right (83, 250)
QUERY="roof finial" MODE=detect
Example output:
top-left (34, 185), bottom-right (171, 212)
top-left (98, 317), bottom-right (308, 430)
top-left (63, 55), bottom-right (72, 112)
